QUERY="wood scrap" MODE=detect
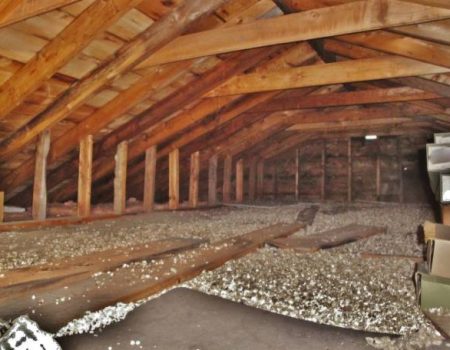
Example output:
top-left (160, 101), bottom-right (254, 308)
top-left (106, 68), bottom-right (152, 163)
top-left (360, 252), bottom-right (424, 263)
top-left (269, 224), bottom-right (386, 253)
top-left (424, 311), bottom-right (450, 339)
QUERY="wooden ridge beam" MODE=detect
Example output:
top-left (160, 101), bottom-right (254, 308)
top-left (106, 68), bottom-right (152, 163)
top-left (0, 0), bottom-right (142, 123)
top-left (140, 0), bottom-right (450, 67)
top-left (208, 56), bottom-right (450, 97)
top-left (0, 0), bottom-right (80, 28)
top-left (0, 0), bottom-right (228, 160)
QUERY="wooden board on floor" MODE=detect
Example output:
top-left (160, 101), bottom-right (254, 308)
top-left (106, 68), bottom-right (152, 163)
top-left (0, 223), bottom-right (303, 332)
top-left (0, 238), bottom-right (206, 292)
top-left (424, 311), bottom-right (450, 339)
top-left (269, 224), bottom-right (386, 253)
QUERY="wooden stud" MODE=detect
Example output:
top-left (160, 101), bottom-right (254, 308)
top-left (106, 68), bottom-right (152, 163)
top-left (248, 158), bottom-right (257, 201)
top-left (169, 149), bottom-right (180, 210)
top-left (376, 155), bottom-right (381, 201)
top-left (295, 148), bottom-right (300, 201)
top-left (256, 160), bottom-right (264, 199)
top-left (189, 151), bottom-right (200, 208)
top-left (236, 159), bottom-right (244, 203)
top-left (114, 141), bottom-right (128, 215)
top-left (223, 155), bottom-right (232, 203)
top-left (273, 164), bottom-right (278, 199)
top-left (397, 138), bottom-right (404, 203)
top-left (347, 138), bottom-right (352, 202)
top-left (442, 205), bottom-right (450, 225)
top-left (321, 141), bottom-right (326, 201)
top-left (32, 130), bottom-right (51, 221)
top-left (143, 145), bottom-right (157, 211)
top-left (77, 135), bottom-right (93, 218)
top-left (0, 192), bottom-right (4, 223)
top-left (208, 154), bottom-right (218, 205)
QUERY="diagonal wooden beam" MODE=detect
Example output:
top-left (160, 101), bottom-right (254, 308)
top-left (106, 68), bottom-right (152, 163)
top-left (251, 87), bottom-right (440, 113)
top-left (207, 56), bottom-right (450, 97)
top-left (0, 0), bottom-right (229, 160)
top-left (0, 0), bottom-right (80, 28)
top-left (0, 0), bottom-right (142, 121)
top-left (141, 0), bottom-right (450, 67)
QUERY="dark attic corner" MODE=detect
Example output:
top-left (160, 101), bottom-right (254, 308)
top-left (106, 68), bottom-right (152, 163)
top-left (0, 0), bottom-right (449, 349)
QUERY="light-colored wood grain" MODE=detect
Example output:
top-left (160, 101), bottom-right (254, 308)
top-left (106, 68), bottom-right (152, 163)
top-left (77, 135), bottom-right (93, 217)
top-left (113, 141), bottom-right (127, 214)
top-left (32, 130), bottom-right (50, 221)
top-left (169, 149), bottom-right (180, 210)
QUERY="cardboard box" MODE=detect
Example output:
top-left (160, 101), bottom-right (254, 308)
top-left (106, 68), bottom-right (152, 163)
top-left (427, 144), bottom-right (450, 172)
top-left (423, 221), bottom-right (450, 241)
top-left (435, 133), bottom-right (450, 145)
top-left (427, 239), bottom-right (450, 279)
top-left (416, 263), bottom-right (450, 310)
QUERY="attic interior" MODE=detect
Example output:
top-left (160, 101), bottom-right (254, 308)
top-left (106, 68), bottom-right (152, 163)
top-left (0, 0), bottom-right (450, 348)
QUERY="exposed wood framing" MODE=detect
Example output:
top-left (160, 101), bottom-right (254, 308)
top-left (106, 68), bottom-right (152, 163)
top-left (236, 159), bottom-right (244, 203)
top-left (143, 0), bottom-right (450, 66)
top-left (189, 151), bottom-right (200, 208)
top-left (321, 141), bottom-right (326, 201)
top-left (208, 57), bottom-right (450, 96)
top-left (77, 135), bottom-right (93, 218)
top-left (0, 0), bottom-right (228, 160)
top-left (208, 154), bottom-right (218, 205)
top-left (32, 131), bottom-right (51, 221)
top-left (0, 192), bottom-right (4, 223)
top-left (113, 141), bottom-right (128, 215)
top-left (256, 160), bottom-right (264, 199)
top-left (223, 155), bottom-right (232, 204)
top-left (376, 155), bottom-right (381, 200)
top-left (295, 148), bottom-right (300, 200)
top-left (397, 138), bottom-right (404, 203)
top-left (169, 149), bottom-right (180, 210)
top-left (0, 0), bottom-right (80, 28)
top-left (248, 158), bottom-right (257, 201)
top-left (143, 146), bottom-right (157, 211)
top-left (348, 138), bottom-right (352, 202)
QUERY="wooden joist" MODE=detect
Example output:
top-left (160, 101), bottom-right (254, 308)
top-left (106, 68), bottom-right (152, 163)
top-left (236, 159), bottom-right (244, 203)
top-left (141, 0), bottom-right (450, 66)
top-left (143, 146), bottom-right (157, 211)
top-left (270, 224), bottom-right (386, 252)
top-left (0, 0), bottom-right (80, 28)
top-left (248, 158), bottom-right (257, 201)
top-left (0, 238), bottom-right (205, 292)
top-left (208, 154), bottom-right (218, 205)
top-left (169, 149), bottom-right (180, 210)
top-left (223, 155), bottom-right (232, 203)
top-left (32, 131), bottom-right (51, 221)
top-left (208, 56), bottom-right (450, 96)
top-left (0, 0), bottom-right (141, 122)
top-left (0, 0), bottom-right (228, 160)
top-left (113, 141), bottom-right (128, 215)
top-left (0, 223), bottom-right (302, 332)
top-left (189, 151), bottom-right (200, 208)
top-left (77, 135), bottom-right (93, 218)
top-left (256, 160), bottom-right (264, 199)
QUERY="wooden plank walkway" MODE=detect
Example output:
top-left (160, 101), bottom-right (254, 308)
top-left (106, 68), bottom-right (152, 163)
top-left (269, 224), bottom-right (386, 253)
top-left (0, 223), bottom-right (302, 332)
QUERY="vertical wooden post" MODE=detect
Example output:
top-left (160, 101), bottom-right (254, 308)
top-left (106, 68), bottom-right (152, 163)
top-left (143, 145), bottom-right (157, 211)
top-left (397, 137), bottom-right (404, 203)
top-left (256, 160), bottom-right (264, 199)
top-left (272, 164), bottom-right (278, 199)
top-left (32, 130), bottom-right (50, 221)
top-left (77, 135), bottom-right (93, 217)
top-left (223, 155), bottom-right (232, 203)
top-left (295, 148), bottom-right (300, 201)
top-left (321, 141), bottom-right (326, 201)
top-left (189, 151), bottom-right (200, 208)
top-left (114, 141), bottom-right (128, 214)
top-left (236, 158), bottom-right (244, 203)
top-left (0, 191), bottom-right (4, 223)
top-left (376, 155), bottom-right (381, 201)
top-left (442, 205), bottom-right (450, 225)
top-left (169, 149), bottom-right (180, 210)
top-left (347, 138), bottom-right (352, 202)
top-left (208, 154), bottom-right (218, 205)
top-left (248, 158), bottom-right (257, 201)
